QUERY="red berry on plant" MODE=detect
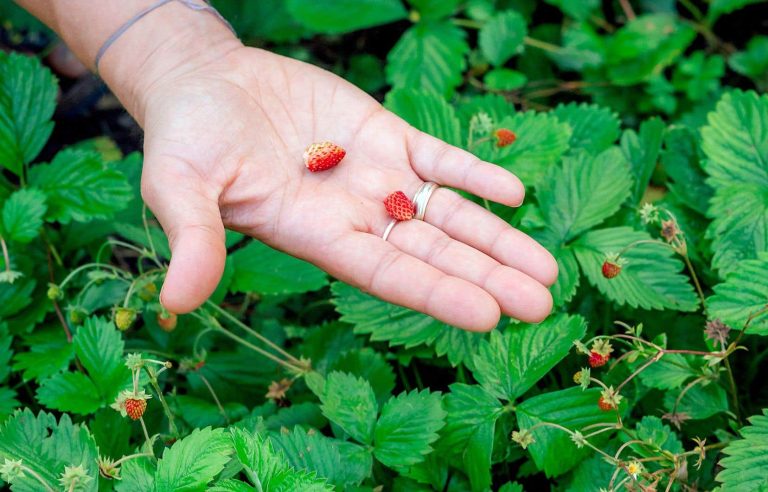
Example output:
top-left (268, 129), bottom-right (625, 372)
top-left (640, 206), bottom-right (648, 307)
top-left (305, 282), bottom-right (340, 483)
top-left (157, 311), bottom-right (177, 332)
top-left (384, 191), bottom-right (415, 221)
top-left (303, 141), bottom-right (346, 172)
top-left (494, 128), bottom-right (517, 147)
top-left (598, 396), bottom-right (614, 411)
top-left (588, 351), bottom-right (610, 368)
top-left (124, 398), bottom-right (147, 420)
top-left (601, 260), bottom-right (622, 279)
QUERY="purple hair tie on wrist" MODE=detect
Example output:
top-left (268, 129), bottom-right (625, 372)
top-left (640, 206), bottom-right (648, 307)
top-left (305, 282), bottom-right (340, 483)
top-left (94, 0), bottom-right (236, 74)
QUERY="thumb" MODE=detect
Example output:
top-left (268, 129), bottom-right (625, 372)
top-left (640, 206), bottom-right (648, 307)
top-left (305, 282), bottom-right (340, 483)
top-left (141, 161), bottom-right (226, 314)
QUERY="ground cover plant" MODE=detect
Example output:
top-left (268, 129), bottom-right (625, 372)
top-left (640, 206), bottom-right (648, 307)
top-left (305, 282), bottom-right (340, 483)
top-left (1, 0), bottom-right (768, 490)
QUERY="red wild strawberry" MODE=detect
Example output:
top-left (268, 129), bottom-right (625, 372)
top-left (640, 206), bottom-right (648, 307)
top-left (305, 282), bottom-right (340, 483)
top-left (598, 396), bottom-right (615, 411)
top-left (494, 128), bottom-right (517, 147)
top-left (384, 191), bottom-right (415, 221)
top-left (588, 351), bottom-right (610, 368)
top-left (601, 260), bottom-right (622, 279)
top-left (125, 398), bottom-right (147, 420)
top-left (157, 312), bottom-right (177, 332)
top-left (303, 141), bottom-right (346, 172)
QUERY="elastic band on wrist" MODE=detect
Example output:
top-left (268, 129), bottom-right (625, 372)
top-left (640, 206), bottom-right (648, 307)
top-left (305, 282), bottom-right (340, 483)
top-left (94, 0), bottom-right (236, 74)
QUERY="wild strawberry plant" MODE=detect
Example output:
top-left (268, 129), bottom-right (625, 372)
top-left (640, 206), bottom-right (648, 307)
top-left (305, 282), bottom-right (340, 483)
top-left (1, 0), bottom-right (768, 490)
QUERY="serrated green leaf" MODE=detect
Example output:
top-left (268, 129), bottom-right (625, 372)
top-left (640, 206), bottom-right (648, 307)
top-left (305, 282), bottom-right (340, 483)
top-left (285, 0), bottom-right (406, 34)
top-left (661, 126), bottom-right (712, 215)
top-left (637, 354), bottom-right (699, 390)
top-left (663, 382), bottom-right (728, 420)
top-left (0, 323), bottom-right (11, 382)
top-left (573, 227), bottom-right (699, 311)
top-left (632, 416), bottom-right (684, 454)
top-left (90, 409), bottom-right (132, 460)
top-left (553, 103), bottom-right (620, 155)
top-left (701, 91), bottom-right (768, 274)
top-left (621, 117), bottom-right (665, 204)
top-left (708, 0), bottom-right (766, 21)
top-left (440, 384), bottom-right (502, 492)
top-left (483, 68), bottom-right (527, 91)
top-left (212, 0), bottom-right (310, 43)
top-left (0, 409), bottom-right (98, 491)
top-left (407, 0), bottom-right (461, 19)
top-left (229, 240), bottom-right (327, 296)
top-left (373, 390), bottom-right (446, 468)
top-left (516, 387), bottom-right (619, 477)
top-left (386, 22), bottom-right (469, 97)
top-left (73, 316), bottom-right (131, 401)
top-left (12, 327), bottom-right (74, 381)
top-left (230, 427), bottom-right (333, 491)
top-left (537, 147), bottom-right (632, 242)
top-left (1, 188), bottom-right (46, 243)
top-left (707, 254), bottom-right (768, 335)
top-left (0, 53), bottom-right (57, 175)
top-left (0, 387), bottom-right (19, 421)
top-left (605, 14), bottom-right (696, 86)
top-left (490, 111), bottom-right (572, 188)
top-left (0, 277), bottom-right (33, 317)
top-left (115, 457), bottom-right (155, 492)
top-left (716, 409), bottom-right (768, 491)
top-left (155, 427), bottom-right (234, 491)
top-left (729, 36), bottom-right (768, 86)
top-left (472, 313), bottom-right (586, 401)
top-left (547, 21), bottom-right (604, 71)
top-left (330, 348), bottom-right (395, 405)
top-left (271, 426), bottom-right (371, 487)
top-left (319, 371), bottom-right (377, 445)
top-left (479, 10), bottom-right (527, 66)
top-left (36, 371), bottom-right (103, 414)
top-left (331, 282), bottom-right (483, 367)
top-left (384, 88), bottom-right (462, 146)
top-left (209, 479), bottom-right (254, 492)
top-left (28, 149), bottom-right (132, 223)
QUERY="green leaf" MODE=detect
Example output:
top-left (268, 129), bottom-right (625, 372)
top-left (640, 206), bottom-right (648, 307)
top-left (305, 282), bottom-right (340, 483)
top-left (386, 22), bottom-right (469, 97)
top-left (230, 427), bottom-right (332, 491)
top-left (479, 10), bottom-right (527, 66)
top-left (115, 457), bottom-right (154, 492)
top-left (717, 409), bottom-right (768, 491)
top-left (545, 0), bottom-right (600, 19)
top-left (729, 36), bottom-right (768, 85)
top-left (483, 68), bottom-right (527, 91)
top-left (212, 0), bottom-right (310, 43)
top-left (536, 147), bottom-right (632, 242)
top-left (0, 53), bottom-right (57, 175)
top-left (605, 14), bottom-right (696, 86)
top-left (491, 111), bottom-right (572, 188)
top-left (28, 149), bottom-right (132, 223)
top-left (632, 416), bottom-right (684, 455)
top-left (285, 0), bottom-right (406, 34)
top-left (0, 409), bottom-right (98, 491)
top-left (1, 188), bottom-right (46, 243)
top-left (621, 117), bottom-right (665, 204)
top-left (472, 313), bottom-right (586, 401)
top-left (0, 277), bottom-right (33, 317)
top-left (271, 426), bottom-right (371, 487)
top-left (331, 282), bottom-right (483, 367)
top-left (552, 103), bottom-right (620, 155)
top-left (547, 22), bottom-right (604, 71)
top-left (708, 0), bottom-right (766, 21)
top-left (12, 327), bottom-right (73, 381)
top-left (330, 348), bottom-right (396, 405)
top-left (36, 371), bottom-right (103, 414)
top-left (407, 0), bottom-right (461, 19)
top-left (672, 51), bottom-right (725, 101)
top-left (663, 382), bottom-right (728, 420)
top-left (385, 88), bottom-right (462, 146)
top-left (573, 227), bottom-right (699, 311)
top-left (661, 126), bottom-right (712, 215)
top-left (707, 254), bottom-right (768, 335)
top-left (701, 91), bottom-right (768, 274)
top-left (637, 354), bottom-right (699, 390)
top-left (516, 387), bottom-right (619, 477)
top-left (440, 384), bottom-right (503, 492)
top-left (0, 323), bottom-right (11, 382)
top-left (319, 371), bottom-right (377, 444)
top-left (230, 240), bottom-right (328, 296)
top-left (73, 316), bottom-right (131, 401)
top-left (373, 390), bottom-right (446, 468)
top-left (155, 427), bottom-right (234, 491)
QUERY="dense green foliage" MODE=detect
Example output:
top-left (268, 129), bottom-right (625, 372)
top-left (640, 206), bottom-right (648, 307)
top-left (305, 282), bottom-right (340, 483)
top-left (1, 0), bottom-right (768, 490)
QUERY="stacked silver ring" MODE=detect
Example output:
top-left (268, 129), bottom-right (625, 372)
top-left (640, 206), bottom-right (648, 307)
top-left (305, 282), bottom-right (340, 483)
top-left (382, 181), bottom-right (440, 241)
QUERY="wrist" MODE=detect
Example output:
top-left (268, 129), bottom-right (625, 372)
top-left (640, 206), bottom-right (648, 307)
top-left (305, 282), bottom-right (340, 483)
top-left (64, 1), bottom-right (242, 126)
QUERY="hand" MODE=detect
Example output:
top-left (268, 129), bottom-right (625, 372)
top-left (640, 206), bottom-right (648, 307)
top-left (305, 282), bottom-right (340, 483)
top-left (138, 46), bottom-right (558, 331)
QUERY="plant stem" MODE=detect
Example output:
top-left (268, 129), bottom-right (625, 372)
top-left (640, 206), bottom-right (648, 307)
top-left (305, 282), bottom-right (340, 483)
top-left (19, 465), bottom-right (55, 492)
top-left (683, 254), bottom-right (706, 308)
top-left (210, 317), bottom-right (303, 372)
top-left (199, 373), bottom-right (228, 423)
top-left (0, 236), bottom-right (12, 273)
top-left (723, 356), bottom-right (741, 423)
top-left (616, 351), bottom-right (662, 393)
top-left (451, 18), bottom-right (483, 29)
top-left (206, 300), bottom-right (302, 365)
top-left (145, 366), bottom-right (179, 436)
top-left (523, 36), bottom-right (562, 53)
top-left (139, 417), bottom-right (155, 458)
top-left (617, 0), bottom-right (636, 20)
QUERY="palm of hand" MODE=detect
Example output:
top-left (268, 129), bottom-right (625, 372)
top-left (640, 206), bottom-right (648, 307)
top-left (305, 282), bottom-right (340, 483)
top-left (140, 47), bottom-right (557, 331)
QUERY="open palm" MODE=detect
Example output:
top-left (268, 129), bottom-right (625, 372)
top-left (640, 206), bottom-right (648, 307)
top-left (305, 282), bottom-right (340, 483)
top-left (139, 47), bottom-right (557, 331)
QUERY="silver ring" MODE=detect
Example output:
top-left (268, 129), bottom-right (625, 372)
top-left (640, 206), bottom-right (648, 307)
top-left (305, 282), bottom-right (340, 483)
top-left (412, 182), bottom-right (439, 221)
top-left (382, 219), bottom-right (397, 241)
